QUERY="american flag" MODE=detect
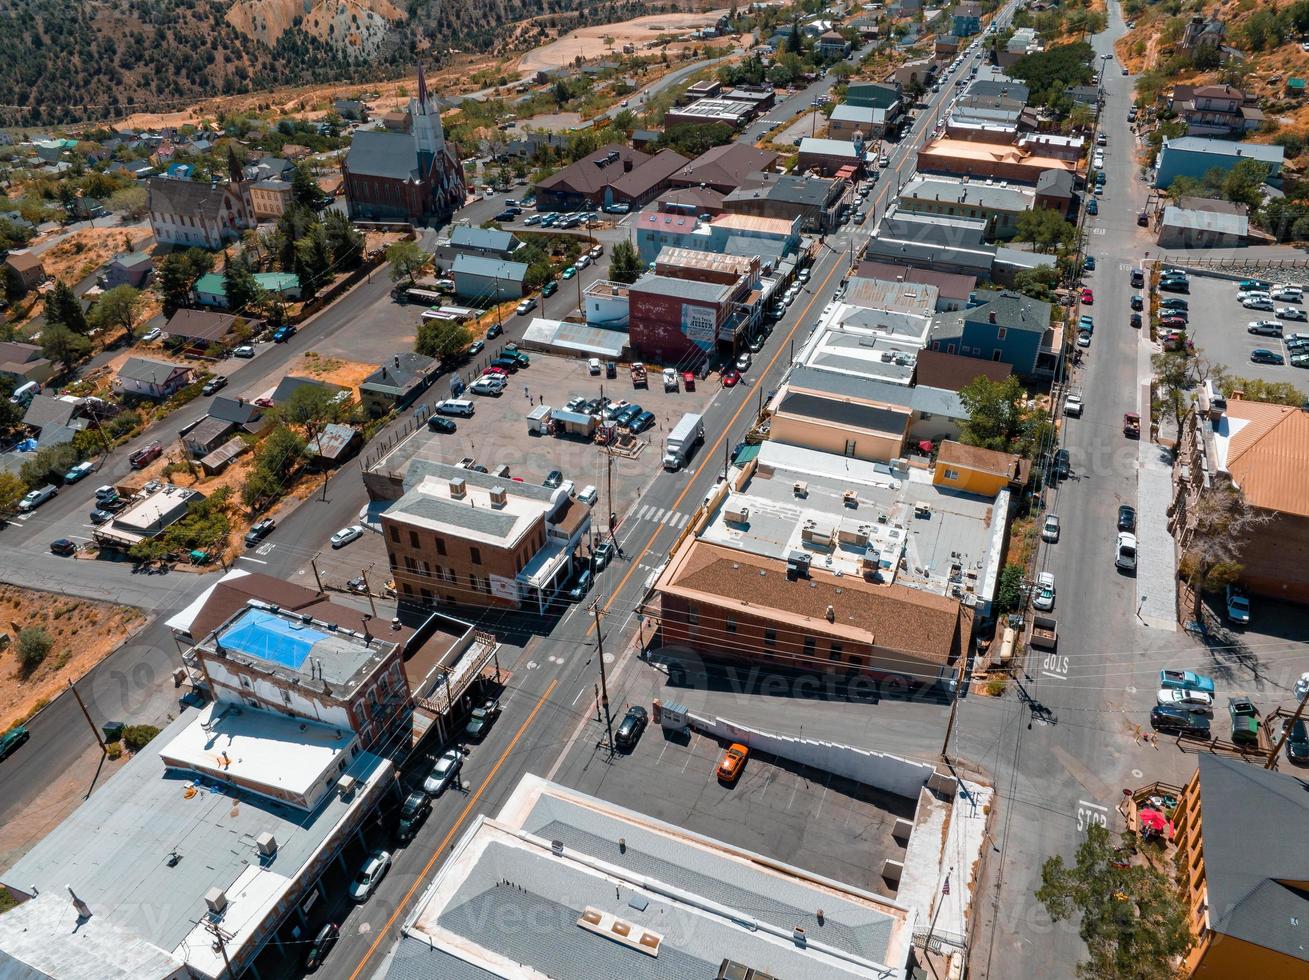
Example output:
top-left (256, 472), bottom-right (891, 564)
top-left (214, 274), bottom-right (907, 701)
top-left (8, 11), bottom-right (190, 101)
top-left (942, 876), bottom-right (951, 896)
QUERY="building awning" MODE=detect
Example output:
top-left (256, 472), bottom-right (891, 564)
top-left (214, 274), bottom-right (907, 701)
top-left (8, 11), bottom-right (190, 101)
top-left (517, 541), bottom-right (570, 589)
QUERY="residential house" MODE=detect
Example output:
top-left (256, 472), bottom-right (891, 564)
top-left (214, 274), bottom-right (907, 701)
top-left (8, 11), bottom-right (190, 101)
top-left (534, 144), bottom-right (689, 211)
top-left (163, 309), bottom-right (261, 352)
top-left (93, 483), bottom-right (204, 550)
top-left (433, 226), bottom-right (522, 270)
top-left (359, 352), bottom-right (439, 417)
top-left (1167, 84), bottom-right (1264, 138)
top-left (668, 143), bottom-right (780, 194)
top-left (929, 288), bottom-right (1055, 375)
top-left (269, 375), bottom-right (346, 408)
top-left (817, 30), bottom-right (851, 58)
top-left (932, 440), bottom-right (1026, 496)
top-left (146, 152), bottom-right (255, 249)
top-left (1155, 137), bottom-right (1283, 189)
top-left (192, 271), bottom-right (301, 308)
top-left (954, 1), bottom-right (982, 36)
top-left (342, 64), bottom-right (465, 225)
top-left (333, 99), bottom-right (368, 121)
top-left (797, 137), bottom-right (867, 177)
top-left (311, 423), bottom-right (362, 466)
top-left (451, 254), bottom-right (528, 302)
top-left (3, 249), bottom-right (46, 291)
top-left (890, 58), bottom-right (937, 90)
top-left (381, 774), bottom-right (917, 980)
top-left (1200, 395), bottom-right (1309, 602)
top-left (0, 341), bottom-right (53, 386)
top-left (116, 357), bottom-right (193, 400)
top-left (999, 27), bottom-right (1041, 68)
top-left (375, 460), bottom-right (591, 613)
top-left (1179, 12), bottom-right (1226, 53)
top-left (244, 156), bottom-right (294, 182)
top-left (1157, 201), bottom-right (1249, 249)
top-left (1148, 755), bottom-right (1309, 979)
top-left (100, 250), bottom-right (153, 288)
top-left (1033, 169), bottom-right (1076, 216)
top-left (723, 172), bottom-right (847, 232)
top-left (182, 396), bottom-right (268, 456)
top-left (248, 179), bottom-right (292, 219)
top-left (21, 394), bottom-right (89, 444)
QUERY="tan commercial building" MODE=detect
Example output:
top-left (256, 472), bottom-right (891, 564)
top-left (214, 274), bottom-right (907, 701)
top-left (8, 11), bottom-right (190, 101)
top-left (248, 178), bottom-right (293, 219)
top-left (917, 137), bottom-right (1077, 185)
top-left (379, 462), bottom-right (591, 613)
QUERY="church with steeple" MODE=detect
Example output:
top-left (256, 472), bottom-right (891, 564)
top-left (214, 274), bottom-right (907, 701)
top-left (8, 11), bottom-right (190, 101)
top-left (145, 146), bottom-right (256, 249)
top-left (342, 64), bottom-right (466, 225)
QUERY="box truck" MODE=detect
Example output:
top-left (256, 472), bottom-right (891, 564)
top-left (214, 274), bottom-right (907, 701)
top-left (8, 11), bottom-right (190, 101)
top-left (663, 413), bottom-right (704, 470)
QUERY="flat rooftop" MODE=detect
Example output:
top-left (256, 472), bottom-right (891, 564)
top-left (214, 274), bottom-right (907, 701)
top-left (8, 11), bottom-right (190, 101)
top-left (795, 304), bottom-right (930, 383)
top-left (389, 473), bottom-right (553, 548)
top-left (706, 441), bottom-right (1003, 602)
top-left (205, 602), bottom-right (398, 689)
top-left (1, 706), bottom-right (391, 979)
top-left (96, 484), bottom-right (199, 546)
top-left (387, 775), bottom-right (914, 979)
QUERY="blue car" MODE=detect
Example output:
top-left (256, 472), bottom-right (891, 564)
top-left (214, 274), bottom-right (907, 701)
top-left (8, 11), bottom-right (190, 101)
top-left (272, 325), bottom-right (296, 343)
top-left (1159, 669), bottom-right (1215, 695)
top-left (1077, 315), bottom-right (1094, 334)
top-left (1083, 255), bottom-right (1095, 271)
top-left (1086, 199), bottom-right (1098, 215)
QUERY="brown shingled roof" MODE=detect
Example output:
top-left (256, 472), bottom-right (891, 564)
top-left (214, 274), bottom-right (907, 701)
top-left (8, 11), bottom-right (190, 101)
top-left (1224, 400), bottom-right (1309, 517)
top-left (660, 540), bottom-right (963, 665)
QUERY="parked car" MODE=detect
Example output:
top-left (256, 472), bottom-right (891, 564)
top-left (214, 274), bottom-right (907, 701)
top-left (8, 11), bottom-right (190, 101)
top-left (487, 323), bottom-right (503, 339)
top-left (50, 538), bottom-right (77, 557)
top-left (428, 416), bottom-right (457, 434)
top-left (1053, 449), bottom-right (1071, 479)
top-left (18, 485), bottom-right (57, 511)
top-left (422, 748), bottom-right (463, 796)
top-left (1272, 285), bottom-right (1303, 301)
top-left (233, 344), bottom-right (256, 358)
top-left (717, 742), bottom-right (749, 783)
top-left (542, 280), bottom-right (559, 297)
top-left (349, 850), bottom-right (392, 902)
top-left (1156, 688), bottom-right (1214, 713)
top-left (630, 410), bottom-right (655, 433)
top-left (1042, 514), bottom-right (1061, 542)
top-left (1242, 296), bottom-right (1274, 311)
top-left (1225, 584), bottom-right (1251, 625)
top-left (1160, 278), bottom-right (1190, 294)
top-left (129, 442), bottom-right (162, 468)
top-left (1080, 288), bottom-right (1094, 304)
top-left (615, 706), bottom-right (648, 750)
top-left (721, 368), bottom-right (741, 387)
top-left (1238, 278), bottom-right (1272, 291)
top-left (244, 519), bottom-right (276, 546)
top-left (1115, 532), bottom-right (1138, 571)
top-left (63, 460), bottom-right (94, 484)
top-left (561, 266), bottom-right (577, 279)
top-left (1228, 696), bottom-right (1260, 747)
top-left (1032, 571), bottom-right (1055, 611)
top-left (568, 567), bottom-right (593, 602)
top-left (735, 352), bottom-right (751, 371)
top-left (1248, 320), bottom-right (1283, 337)
top-left (470, 377), bottom-right (505, 396)
top-left (1117, 505), bottom-right (1136, 532)
top-left (1086, 198), bottom-right (1098, 215)
top-left (1160, 297), bottom-right (1188, 311)
top-left (1150, 704), bottom-right (1210, 738)
top-left (396, 790), bottom-right (431, 842)
top-left (272, 325), bottom-right (296, 343)
top-left (464, 699), bottom-right (501, 741)
top-left (592, 539), bottom-right (614, 571)
top-left (1278, 306), bottom-right (1308, 321)
top-left (1077, 315), bottom-right (1094, 334)
top-left (516, 297), bottom-right (538, 316)
top-left (89, 508), bottom-right (114, 524)
top-left (139, 326), bottom-right (162, 343)
top-left (1160, 669), bottom-right (1215, 694)
top-left (1284, 718), bottom-right (1309, 765)
top-left (304, 922), bottom-right (340, 971)
top-left (577, 485), bottom-right (598, 505)
top-left (330, 525), bottom-right (364, 548)
top-left (1064, 393), bottom-right (1083, 417)
top-left (202, 375), bottom-right (228, 395)
top-left (544, 469), bottom-right (564, 488)
top-left (0, 725), bottom-right (29, 762)
top-left (1251, 348), bottom-right (1285, 365)
top-left (1130, 312), bottom-right (1142, 329)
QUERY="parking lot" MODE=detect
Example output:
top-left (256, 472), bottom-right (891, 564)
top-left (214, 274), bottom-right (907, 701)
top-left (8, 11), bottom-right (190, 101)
top-left (572, 716), bottom-right (917, 900)
top-left (1177, 273), bottom-right (1309, 384)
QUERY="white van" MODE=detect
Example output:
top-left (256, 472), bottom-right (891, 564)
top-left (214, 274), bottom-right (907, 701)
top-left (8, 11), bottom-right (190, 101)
top-left (437, 398), bottom-right (476, 417)
top-left (8, 381), bottom-right (39, 406)
top-left (577, 485), bottom-right (598, 505)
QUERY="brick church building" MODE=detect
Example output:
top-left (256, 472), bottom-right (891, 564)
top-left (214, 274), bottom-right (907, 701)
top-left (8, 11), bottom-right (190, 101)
top-left (342, 64), bottom-right (466, 225)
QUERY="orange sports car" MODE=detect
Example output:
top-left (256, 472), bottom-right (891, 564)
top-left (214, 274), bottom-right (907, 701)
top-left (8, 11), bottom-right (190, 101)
top-left (716, 743), bottom-right (749, 783)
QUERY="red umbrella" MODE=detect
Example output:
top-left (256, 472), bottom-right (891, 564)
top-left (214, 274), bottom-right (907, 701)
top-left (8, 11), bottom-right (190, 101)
top-left (918, 439), bottom-right (935, 454)
top-left (1139, 808), bottom-right (1167, 833)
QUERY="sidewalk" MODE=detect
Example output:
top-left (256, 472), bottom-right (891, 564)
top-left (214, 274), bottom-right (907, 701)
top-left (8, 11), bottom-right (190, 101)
top-left (1136, 335), bottom-right (1178, 630)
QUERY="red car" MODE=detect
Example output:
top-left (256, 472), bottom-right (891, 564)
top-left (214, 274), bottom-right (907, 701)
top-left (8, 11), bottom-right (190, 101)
top-left (1160, 316), bottom-right (1187, 330)
top-left (483, 366), bottom-right (509, 377)
top-left (721, 368), bottom-right (741, 387)
top-left (1080, 288), bottom-right (1094, 304)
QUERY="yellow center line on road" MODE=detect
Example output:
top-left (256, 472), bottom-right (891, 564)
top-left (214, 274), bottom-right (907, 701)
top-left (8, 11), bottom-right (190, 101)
top-left (347, 677), bottom-right (559, 980)
top-left (585, 248), bottom-right (850, 637)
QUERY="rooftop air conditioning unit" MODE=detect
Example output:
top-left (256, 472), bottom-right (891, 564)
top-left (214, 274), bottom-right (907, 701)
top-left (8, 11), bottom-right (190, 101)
top-left (489, 485), bottom-right (508, 508)
top-left (337, 774), bottom-right (357, 798)
top-left (449, 477), bottom-right (467, 499)
top-left (725, 503), bottom-right (750, 524)
top-left (256, 832), bottom-right (278, 857)
top-left (205, 888), bottom-right (227, 915)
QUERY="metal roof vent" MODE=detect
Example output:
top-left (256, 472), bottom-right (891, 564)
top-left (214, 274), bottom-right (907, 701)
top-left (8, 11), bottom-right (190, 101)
top-left (551, 839), bottom-right (565, 856)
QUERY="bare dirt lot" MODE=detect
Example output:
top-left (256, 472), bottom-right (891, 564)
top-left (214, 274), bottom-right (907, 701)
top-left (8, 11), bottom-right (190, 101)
top-left (0, 586), bottom-right (147, 732)
top-left (516, 8), bottom-right (732, 74)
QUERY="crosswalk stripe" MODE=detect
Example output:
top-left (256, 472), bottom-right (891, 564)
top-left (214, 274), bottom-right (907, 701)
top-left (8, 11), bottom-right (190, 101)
top-left (651, 508), bottom-right (666, 523)
top-left (636, 504), bottom-right (652, 521)
top-left (672, 512), bottom-right (689, 529)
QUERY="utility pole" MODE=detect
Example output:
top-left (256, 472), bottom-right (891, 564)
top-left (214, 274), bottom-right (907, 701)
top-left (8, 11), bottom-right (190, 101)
top-left (359, 566), bottom-right (378, 617)
top-left (68, 678), bottom-right (106, 754)
top-left (591, 603), bottom-right (615, 753)
top-left (1266, 697), bottom-right (1309, 769)
top-left (940, 689), bottom-right (959, 760)
top-left (204, 918), bottom-right (235, 980)
top-left (605, 451), bottom-right (616, 544)
top-left (310, 554), bottom-right (324, 593)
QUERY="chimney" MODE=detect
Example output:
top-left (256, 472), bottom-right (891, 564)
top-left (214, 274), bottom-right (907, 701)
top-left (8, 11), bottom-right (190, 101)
top-left (489, 485), bottom-right (508, 508)
top-left (988, 310), bottom-right (996, 323)
top-left (449, 477), bottom-right (467, 499)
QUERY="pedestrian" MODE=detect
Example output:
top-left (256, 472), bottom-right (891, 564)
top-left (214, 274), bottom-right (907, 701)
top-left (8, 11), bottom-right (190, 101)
top-left (524, 385), bottom-right (530, 399)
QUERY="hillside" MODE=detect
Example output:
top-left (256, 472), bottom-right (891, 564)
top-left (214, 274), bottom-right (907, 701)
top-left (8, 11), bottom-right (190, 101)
top-left (0, 0), bottom-right (664, 128)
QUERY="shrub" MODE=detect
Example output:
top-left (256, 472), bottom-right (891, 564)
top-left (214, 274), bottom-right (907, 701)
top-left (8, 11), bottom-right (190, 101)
top-left (985, 677), bottom-right (1009, 697)
top-left (105, 741), bottom-right (123, 760)
top-left (16, 627), bottom-right (53, 675)
top-left (122, 724), bottom-right (162, 752)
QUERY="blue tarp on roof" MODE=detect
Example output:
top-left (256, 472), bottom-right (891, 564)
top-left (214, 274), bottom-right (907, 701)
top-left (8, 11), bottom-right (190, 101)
top-left (218, 608), bottom-right (327, 669)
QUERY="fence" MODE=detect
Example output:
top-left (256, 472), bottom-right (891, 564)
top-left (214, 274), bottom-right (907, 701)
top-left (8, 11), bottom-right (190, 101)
top-left (1158, 254), bottom-right (1309, 274)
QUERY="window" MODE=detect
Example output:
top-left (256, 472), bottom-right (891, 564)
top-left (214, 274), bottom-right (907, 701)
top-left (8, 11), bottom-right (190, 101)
top-left (829, 642), bottom-right (843, 661)
top-left (409, 530), bottom-right (420, 548)
top-left (687, 604), bottom-right (699, 626)
top-left (992, 349), bottom-right (1004, 361)
top-left (844, 439), bottom-right (857, 457)
top-left (421, 561), bottom-right (431, 576)
top-left (470, 546), bottom-right (482, 565)
top-left (405, 556), bottom-right (417, 572)
top-left (944, 467), bottom-right (960, 481)
top-left (946, 344), bottom-right (956, 354)
top-left (996, 327), bottom-right (1007, 340)
top-left (402, 583), bottom-right (413, 595)
top-left (435, 537), bottom-right (447, 556)
top-left (389, 525), bottom-right (400, 543)
top-left (803, 637), bottom-right (816, 658)
top-left (239, 675), bottom-right (252, 689)
top-left (725, 617), bottom-right (737, 634)
top-left (764, 628), bottom-right (777, 647)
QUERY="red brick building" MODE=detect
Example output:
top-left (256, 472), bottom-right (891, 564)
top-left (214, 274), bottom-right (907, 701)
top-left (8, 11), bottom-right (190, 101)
top-left (628, 272), bottom-right (751, 365)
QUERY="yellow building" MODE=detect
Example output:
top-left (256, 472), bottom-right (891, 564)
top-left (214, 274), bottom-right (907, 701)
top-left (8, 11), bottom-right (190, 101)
top-left (932, 441), bottom-right (1025, 496)
top-left (1160, 755), bottom-right (1309, 978)
top-left (249, 178), bottom-right (293, 219)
